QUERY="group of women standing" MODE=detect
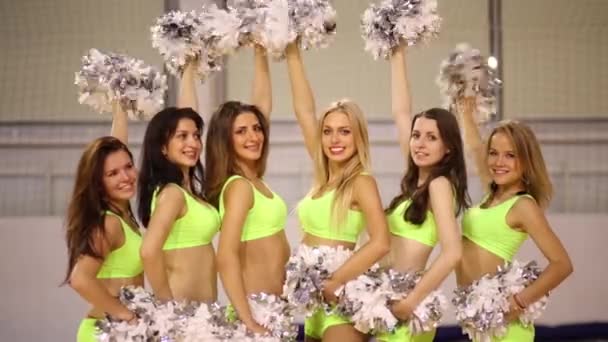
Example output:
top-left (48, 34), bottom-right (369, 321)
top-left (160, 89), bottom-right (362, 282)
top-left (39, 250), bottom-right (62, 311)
top-left (64, 40), bottom-right (572, 342)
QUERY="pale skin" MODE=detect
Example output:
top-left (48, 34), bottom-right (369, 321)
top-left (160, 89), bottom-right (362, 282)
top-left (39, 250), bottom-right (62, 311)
top-left (216, 45), bottom-right (283, 335)
top-left (139, 59), bottom-right (218, 302)
top-left (69, 114), bottom-right (141, 323)
top-left (456, 97), bottom-right (573, 321)
top-left (387, 44), bottom-right (463, 320)
top-left (286, 43), bottom-right (390, 342)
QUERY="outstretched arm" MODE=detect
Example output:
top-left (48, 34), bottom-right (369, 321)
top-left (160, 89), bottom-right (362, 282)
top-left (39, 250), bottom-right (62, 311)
top-left (457, 97), bottom-right (491, 192)
top-left (285, 43), bottom-right (317, 157)
top-left (111, 100), bottom-right (128, 145)
top-left (177, 60), bottom-right (198, 111)
top-left (391, 44), bottom-right (413, 160)
top-left (251, 45), bottom-right (272, 120)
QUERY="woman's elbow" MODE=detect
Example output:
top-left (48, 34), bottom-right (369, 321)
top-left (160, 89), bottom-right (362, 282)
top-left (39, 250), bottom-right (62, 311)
top-left (374, 237), bottom-right (391, 258)
top-left (68, 271), bottom-right (87, 292)
top-left (139, 244), bottom-right (159, 263)
top-left (445, 245), bottom-right (463, 268)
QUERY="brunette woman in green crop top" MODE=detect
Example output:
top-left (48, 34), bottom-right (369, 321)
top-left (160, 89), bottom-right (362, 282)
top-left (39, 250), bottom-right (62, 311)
top-left (456, 98), bottom-right (573, 341)
top-left (286, 43), bottom-right (391, 342)
top-left (203, 45), bottom-right (285, 335)
top-left (379, 44), bottom-right (470, 342)
top-left (64, 103), bottom-right (143, 341)
top-left (135, 59), bottom-right (221, 303)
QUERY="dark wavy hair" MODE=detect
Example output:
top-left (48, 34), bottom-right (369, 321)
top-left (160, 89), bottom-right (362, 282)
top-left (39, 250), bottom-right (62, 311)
top-left (387, 108), bottom-right (470, 224)
top-left (63, 136), bottom-right (135, 284)
top-left (204, 101), bottom-right (269, 208)
top-left (137, 107), bottom-right (205, 227)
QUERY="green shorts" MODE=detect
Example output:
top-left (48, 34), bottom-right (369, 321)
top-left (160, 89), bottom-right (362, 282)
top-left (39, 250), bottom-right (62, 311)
top-left (77, 318), bottom-right (98, 342)
top-left (487, 321), bottom-right (534, 342)
top-left (375, 324), bottom-right (436, 342)
top-left (304, 308), bottom-right (352, 339)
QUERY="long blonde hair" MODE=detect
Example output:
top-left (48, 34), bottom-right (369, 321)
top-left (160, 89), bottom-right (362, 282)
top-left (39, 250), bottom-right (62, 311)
top-left (310, 99), bottom-right (371, 228)
top-left (487, 120), bottom-right (553, 208)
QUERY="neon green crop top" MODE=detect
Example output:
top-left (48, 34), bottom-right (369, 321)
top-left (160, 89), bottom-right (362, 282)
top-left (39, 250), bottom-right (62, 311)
top-left (462, 194), bottom-right (532, 261)
top-left (97, 211), bottom-right (143, 279)
top-left (219, 175), bottom-right (287, 241)
top-left (387, 199), bottom-right (438, 247)
top-left (151, 184), bottom-right (220, 250)
top-left (298, 189), bottom-right (366, 243)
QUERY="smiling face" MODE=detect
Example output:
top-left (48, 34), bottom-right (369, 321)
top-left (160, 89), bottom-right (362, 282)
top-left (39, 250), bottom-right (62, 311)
top-left (162, 118), bottom-right (202, 169)
top-left (231, 112), bottom-right (265, 164)
top-left (102, 149), bottom-right (137, 203)
top-left (321, 111), bottom-right (356, 164)
top-left (409, 116), bottom-right (449, 169)
top-left (487, 131), bottom-right (524, 187)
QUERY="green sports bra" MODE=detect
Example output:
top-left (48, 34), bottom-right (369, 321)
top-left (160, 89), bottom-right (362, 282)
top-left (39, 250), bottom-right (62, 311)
top-left (219, 175), bottom-right (287, 241)
top-left (387, 199), bottom-right (438, 247)
top-left (97, 211), bottom-right (143, 279)
top-left (151, 184), bottom-right (220, 250)
top-left (298, 189), bottom-right (366, 243)
top-left (462, 193), bottom-right (532, 261)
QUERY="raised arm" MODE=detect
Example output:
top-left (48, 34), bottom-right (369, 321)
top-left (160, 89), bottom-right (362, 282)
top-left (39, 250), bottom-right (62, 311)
top-left (505, 197), bottom-right (573, 321)
top-left (251, 45), bottom-right (272, 121)
top-left (391, 177), bottom-right (462, 319)
top-left (111, 100), bottom-right (129, 145)
top-left (177, 60), bottom-right (198, 111)
top-left (216, 179), bottom-right (267, 334)
top-left (322, 175), bottom-right (391, 301)
top-left (391, 44), bottom-right (413, 159)
top-left (139, 184), bottom-right (185, 301)
top-left (285, 43), bottom-right (317, 157)
top-left (457, 97), bottom-right (491, 191)
top-left (69, 216), bottom-right (136, 322)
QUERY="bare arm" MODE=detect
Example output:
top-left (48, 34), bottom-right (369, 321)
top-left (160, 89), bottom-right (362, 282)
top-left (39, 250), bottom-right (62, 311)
top-left (216, 179), bottom-right (266, 333)
top-left (285, 43), bottom-right (317, 157)
top-left (69, 216), bottom-right (135, 321)
top-left (509, 198), bottom-right (573, 307)
top-left (251, 45), bottom-right (272, 120)
top-left (111, 100), bottom-right (129, 145)
top-left (323, 175), bottom-right (391, 299)
top-left (392, 177), bottom-right (462, 318)
top-left (177, 60), bottom-right (198, 110)
top-left (139, 185), bottom-right (185, 301)
top-left (391, 44), bottom-right (412, 159)
top-left (457, 97), bottom-right (491, 191)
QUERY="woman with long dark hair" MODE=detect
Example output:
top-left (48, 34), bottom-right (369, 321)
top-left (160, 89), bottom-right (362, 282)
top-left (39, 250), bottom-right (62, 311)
top-left (65, 103), bottom-right (142, 341)
top-left (136, 59), bottom-right (220, 303)
top-left (377, 44), bottom-right (469, 342)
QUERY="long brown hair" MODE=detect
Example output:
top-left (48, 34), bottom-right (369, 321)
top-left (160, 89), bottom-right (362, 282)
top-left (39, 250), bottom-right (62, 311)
top-left (310, 100), bottom-right (371, 228)
top-left (204, 101), bottom-right (269, 207)
top-left (63, 137), bottom-right (135, 284)
top-left (486, 121), bottom-right (553, 208)
top-left (387, 108), bottom-right (470, 224)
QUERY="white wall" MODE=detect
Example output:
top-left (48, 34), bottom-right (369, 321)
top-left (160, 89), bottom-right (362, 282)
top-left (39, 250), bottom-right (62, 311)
top-left (0, 214), bottom-right (606, 341)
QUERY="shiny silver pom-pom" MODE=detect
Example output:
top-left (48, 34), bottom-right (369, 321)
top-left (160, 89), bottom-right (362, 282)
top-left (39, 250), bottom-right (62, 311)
top-left (248, 293), bottom-right (298, 340)
top-left (151, 10), bottom-right (222, 80)
top-left (436, 43), bottom-right (502, 123)
top-left (361, 0), bottom-right (441, 60)
top-left (288, 0), bottom-right (337, 51)
top-left (75, 49), bottom-right (167, 120)
top-left (498, 260), bottom-right (549, 327)
top-left (452, 275), bottom-right (510, 342)
top-left (282, 244), bottom-right (353, 316)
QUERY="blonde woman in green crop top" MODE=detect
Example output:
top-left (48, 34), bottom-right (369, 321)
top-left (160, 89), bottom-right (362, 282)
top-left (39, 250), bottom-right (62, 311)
top-left (378, 44), bottom-right (470, 342)
top-left (64, 104), bottom-right (143, 341)
top-left (456, 97), bottom-right (573, 341)
top-left (286, 43), bottom-right (391, 342)
top-left (203, 45), bottom-right (286, 335)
